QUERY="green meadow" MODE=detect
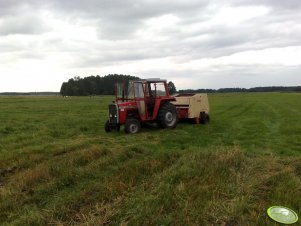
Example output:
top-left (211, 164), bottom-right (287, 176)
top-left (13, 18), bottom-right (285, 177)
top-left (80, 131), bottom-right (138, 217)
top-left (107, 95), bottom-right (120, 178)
top-left (0, 93), bottom-right (301, 225)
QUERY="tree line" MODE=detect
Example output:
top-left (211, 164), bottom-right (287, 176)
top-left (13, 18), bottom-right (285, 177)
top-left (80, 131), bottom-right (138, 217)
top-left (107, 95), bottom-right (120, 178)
top-left (60, 74), bottom-right (139, 96)
top-left (179, 86), bottom-right (301, 94)
top-left (60, 74), bottom-right (300, 96)
top-left (60, 74), bottom-right (177, 96)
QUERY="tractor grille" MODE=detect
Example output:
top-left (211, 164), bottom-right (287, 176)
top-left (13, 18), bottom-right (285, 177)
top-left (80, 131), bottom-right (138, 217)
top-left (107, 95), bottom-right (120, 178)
top-left (109, 104), bottom-right (118, 124)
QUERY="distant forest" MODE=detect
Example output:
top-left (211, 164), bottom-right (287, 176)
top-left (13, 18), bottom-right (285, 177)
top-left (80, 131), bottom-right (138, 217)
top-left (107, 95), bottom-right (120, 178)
top-left (179, 86), bottom-right (301, 93)
top-left (60, 74), bottom-right (139, 96)
top-left (59, 74), bottom-right (301, 96)
top-left (0, 75), bottom-right (300, 96)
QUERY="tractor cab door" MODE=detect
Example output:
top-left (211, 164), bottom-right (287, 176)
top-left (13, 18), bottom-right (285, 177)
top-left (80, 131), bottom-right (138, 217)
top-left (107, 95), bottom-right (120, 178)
top-left (116, 81), bottom-right (135, 102)
top-left (115, 82), bottom-right (125, 102)
top-left (134, 82), bottom-right (148, 120)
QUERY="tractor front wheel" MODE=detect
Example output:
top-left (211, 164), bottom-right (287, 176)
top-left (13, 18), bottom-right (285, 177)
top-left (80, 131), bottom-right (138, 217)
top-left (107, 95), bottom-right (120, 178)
top-left (125, 118), bottom-right (141, 134)
top-left (105, 120), bottom-right (120, 132)
top-left (158, 103), bottom-right (178, 129)
top-left (105, 120), bottom-right (112, 132)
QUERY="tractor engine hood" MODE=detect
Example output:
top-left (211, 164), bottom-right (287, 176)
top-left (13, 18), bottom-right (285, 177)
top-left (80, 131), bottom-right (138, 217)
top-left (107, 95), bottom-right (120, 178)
top-left (116, 101), bottom-right (137, 109)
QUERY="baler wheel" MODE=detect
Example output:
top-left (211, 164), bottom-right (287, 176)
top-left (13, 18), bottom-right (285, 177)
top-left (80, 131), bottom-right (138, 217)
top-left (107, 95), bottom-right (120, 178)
top-left (200, 112), bottom-right (210, 124)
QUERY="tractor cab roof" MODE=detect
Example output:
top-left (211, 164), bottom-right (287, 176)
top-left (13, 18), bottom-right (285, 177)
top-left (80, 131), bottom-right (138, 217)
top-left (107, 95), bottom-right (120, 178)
top-left (132, 78), bottom-right (167, 83)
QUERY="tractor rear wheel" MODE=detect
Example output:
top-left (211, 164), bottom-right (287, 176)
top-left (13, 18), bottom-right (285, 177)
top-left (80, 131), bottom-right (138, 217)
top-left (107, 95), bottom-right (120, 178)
top-left (125, 118), bottom-right (141, 134)
top-left (158, 102), bottom-right (178, 129)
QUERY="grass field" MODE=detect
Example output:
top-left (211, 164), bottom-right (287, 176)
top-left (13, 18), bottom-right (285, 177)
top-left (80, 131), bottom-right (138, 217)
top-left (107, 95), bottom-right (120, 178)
top-left (1, 93), bottom-right (301, 226)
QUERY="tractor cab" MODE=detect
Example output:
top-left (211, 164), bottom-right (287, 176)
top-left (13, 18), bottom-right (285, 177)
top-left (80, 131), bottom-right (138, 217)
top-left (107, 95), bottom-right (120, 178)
top-left (116, 79), bottom-right (175, 120)
top-left (105, 79), bottom-right (178, 134)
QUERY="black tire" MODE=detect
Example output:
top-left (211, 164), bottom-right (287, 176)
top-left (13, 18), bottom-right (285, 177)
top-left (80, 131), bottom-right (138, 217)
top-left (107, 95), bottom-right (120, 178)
top-left (200, 112), bottom-right (210, 124)
top-left (157, 102), bottom-right (178, 129)
top-left (105, 120), bottom-right (121, 132)
top-left (125, 118), bottom-right (141, 134)
top-left (105, 120), bottom-right (112, 132)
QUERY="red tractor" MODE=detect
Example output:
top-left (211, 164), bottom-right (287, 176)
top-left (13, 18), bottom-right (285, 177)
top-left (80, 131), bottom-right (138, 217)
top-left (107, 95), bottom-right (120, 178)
top-left (105, 79), bottom-right (178, 134)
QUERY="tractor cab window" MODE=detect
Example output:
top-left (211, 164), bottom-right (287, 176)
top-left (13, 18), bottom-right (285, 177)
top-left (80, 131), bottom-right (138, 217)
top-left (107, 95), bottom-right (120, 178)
top-left (116, 83), bottom-right (124, 99)
top-left (134, 82), bottom-right (144, 98)
top-left (127, 83), bottom-right (134, 99)
top-left (144, 83), bottom-right (150, 97)
top-left (150, 82), bottom-right (166, 97)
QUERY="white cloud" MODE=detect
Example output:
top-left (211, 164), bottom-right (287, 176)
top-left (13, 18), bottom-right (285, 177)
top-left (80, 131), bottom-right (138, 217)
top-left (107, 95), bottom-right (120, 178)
top-left (208, 6), bottom-right (270, 26)
top-left (0, 0), bottom-right (300, 92)
top-left (136, 14), bottom-right (180, 41)
top-left (184, 46), bottom-right (301, 68)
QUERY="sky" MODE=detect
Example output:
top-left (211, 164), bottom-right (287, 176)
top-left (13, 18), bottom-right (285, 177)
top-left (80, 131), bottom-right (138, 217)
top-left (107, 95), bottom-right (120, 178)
top-left (0, 0), bottom-right (301, 92)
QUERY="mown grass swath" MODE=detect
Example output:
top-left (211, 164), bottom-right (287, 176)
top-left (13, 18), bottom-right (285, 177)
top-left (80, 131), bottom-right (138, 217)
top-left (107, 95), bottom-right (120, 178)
top-left (0, 93), bottom-right (301, 225)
